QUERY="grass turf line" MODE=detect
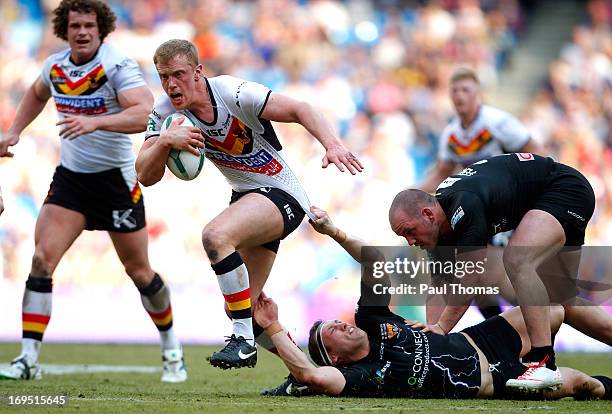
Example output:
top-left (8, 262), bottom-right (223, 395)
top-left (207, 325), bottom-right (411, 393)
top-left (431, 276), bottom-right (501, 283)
top-left (0, 343), bottom-right (610, 413)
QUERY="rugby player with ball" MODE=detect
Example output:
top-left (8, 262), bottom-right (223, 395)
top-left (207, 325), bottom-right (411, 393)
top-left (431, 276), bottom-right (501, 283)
top-left (136, 39), bottom-right (363, 370)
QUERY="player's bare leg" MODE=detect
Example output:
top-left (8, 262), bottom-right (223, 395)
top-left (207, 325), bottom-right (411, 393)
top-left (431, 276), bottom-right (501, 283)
top-left (500, 305), bottom-right (565, 357)
top-left (504, 209), bottom-right (565, 391)
top-left (0, 205), bottom-right (84, 380)
top-left (498, 305), bottom-right (611, 400)
top-left (110, 229), bottom-right (186, 382)
top-left (203, 193), bottom-right (284, 369)
top-left (544, 368), bottom-right (608, 400)
top-left (563, 300), bottom-right (612, 346)
top-left (539, 248), bottom-right (612, 346)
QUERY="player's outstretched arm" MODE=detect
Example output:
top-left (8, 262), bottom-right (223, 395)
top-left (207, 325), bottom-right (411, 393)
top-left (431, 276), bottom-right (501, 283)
top-left (0, 77), bottom-right (51, 157)
top-left (253, 294), bottom-right (346, 396)
top-left (309, 205), bottom-right (365, 262)
top-left (260, 93), bottom-right (363, 174)
top-left (136, 117), bottom-right (204, 186)
top-left (420, 248), bottom-right (487, 334)
top-left (57, 86), bottom-right (153, 140)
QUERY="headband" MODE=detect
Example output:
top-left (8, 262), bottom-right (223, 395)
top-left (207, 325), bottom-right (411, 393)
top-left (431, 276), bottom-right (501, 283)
top-left (315, 320), bottom-right (333, 366)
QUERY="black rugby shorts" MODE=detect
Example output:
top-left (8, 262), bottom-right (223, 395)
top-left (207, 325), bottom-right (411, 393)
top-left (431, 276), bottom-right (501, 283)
top-left (44, 165), bottom-right (146, 232)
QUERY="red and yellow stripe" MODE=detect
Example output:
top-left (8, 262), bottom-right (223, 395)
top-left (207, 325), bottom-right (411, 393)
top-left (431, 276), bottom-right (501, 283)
top-left (22, 313), bottom-right (51, 340)
top-left (131, 183), bottom-right (142, 204)
top-left (223, 288), bottom-right (251, 311)
top-left (50, 64), bottom-right (108, 96)
top-left (448, 129), bottom-right (493, 156)
top-left (147, 305), bottom-right (173, 328)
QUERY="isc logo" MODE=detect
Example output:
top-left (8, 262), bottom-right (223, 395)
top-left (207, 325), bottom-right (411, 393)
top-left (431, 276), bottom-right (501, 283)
top-left (70, 70), bottom-right (85, 77)
top-left (206, 128), bottom-right (225, 137)
top-left (283, 204), bottom-right (295, 220)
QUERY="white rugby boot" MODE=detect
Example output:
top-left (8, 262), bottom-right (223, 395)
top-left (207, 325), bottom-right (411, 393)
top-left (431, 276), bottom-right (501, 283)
top-left (161, 348), bottom-right (187, 383)
top-left (0, 356), bottom-right (42, 380)
top-left (506, 358), bottom-right (563, 392)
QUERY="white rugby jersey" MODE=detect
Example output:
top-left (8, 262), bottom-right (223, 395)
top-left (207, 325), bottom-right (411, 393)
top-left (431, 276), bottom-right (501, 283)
top-left (438, 105), bottom-right (530, 166)
top-left (41, 43), bottom-right (147, 173)
top-left (146, 75), bottom-right (313, 218)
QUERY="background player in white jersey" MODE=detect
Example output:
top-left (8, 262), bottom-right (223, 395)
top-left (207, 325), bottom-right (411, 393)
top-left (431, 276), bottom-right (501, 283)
top-left (136, 39), bottom-right (363, 370)
top-left (0, 0), bottom-right (186, 383)
top-left (420, 67), bottom-right (542, 322)
top-left (421, 67), bottom-right (541, 193)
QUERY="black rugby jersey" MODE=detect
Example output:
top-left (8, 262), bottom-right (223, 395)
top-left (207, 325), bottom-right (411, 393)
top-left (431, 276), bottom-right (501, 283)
top-left (337, 284), bottom-right (481, 398)
top-left (434, 153), bottom-right (557, 247)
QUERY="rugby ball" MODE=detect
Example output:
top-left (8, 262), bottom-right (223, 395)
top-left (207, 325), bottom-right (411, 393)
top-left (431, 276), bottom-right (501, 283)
top-left (161, 113), bottom-right (205, 181)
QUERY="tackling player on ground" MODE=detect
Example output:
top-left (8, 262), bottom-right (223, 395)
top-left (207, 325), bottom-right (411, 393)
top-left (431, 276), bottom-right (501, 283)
top-left (136, 39), bottom-right (363, 369)
top-left (253, 207), bottom-right (612, 400)
top-left (0, 0), bottom-right (186, 383)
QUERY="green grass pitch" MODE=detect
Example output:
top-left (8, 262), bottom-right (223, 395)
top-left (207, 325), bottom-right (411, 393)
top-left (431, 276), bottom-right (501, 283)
top-left (0, 343), bottom-right (610, 413)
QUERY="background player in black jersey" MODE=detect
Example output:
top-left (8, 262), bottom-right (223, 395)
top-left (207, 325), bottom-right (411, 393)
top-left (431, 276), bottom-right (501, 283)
top-left (390, 154), bottom-right (611, 392)
top-left (254, 206), bottom-right (612, 400)
top-left (0, 0), bottom-right (186, 382)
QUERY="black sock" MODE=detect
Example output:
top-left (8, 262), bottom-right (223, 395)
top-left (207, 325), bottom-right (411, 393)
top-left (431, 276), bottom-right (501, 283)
top-left (523, 346), bottom-right (556, 370)
top-left (593, 376), bottom-right (612, 400)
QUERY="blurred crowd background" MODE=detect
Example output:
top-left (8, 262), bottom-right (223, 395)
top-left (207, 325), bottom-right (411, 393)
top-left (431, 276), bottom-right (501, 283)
top-left (0, 0), bottom-right (610, 348)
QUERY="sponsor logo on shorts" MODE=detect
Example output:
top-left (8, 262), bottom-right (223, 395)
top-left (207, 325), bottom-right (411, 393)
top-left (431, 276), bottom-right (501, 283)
top-left (567, 210), bottom-right (585, 222)
top-left (112, 209), bottom-right (137, 229)
top-left (283, 203), bottom-right (295, 221)
top-left (207, 149), bottom-right (283, 176)
top-left (450, 206), bottom-right (464, 230)
top-left (492, 218), bottom-right (507, 234)
top-left (488, 361), bottom-right (501, 373)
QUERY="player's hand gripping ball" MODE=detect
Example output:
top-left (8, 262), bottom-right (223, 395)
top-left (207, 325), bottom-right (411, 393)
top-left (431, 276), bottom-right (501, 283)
top-left (161, 113), bottom-right (205, 180)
